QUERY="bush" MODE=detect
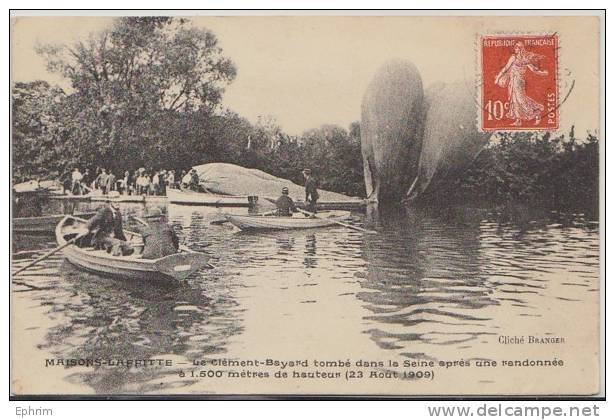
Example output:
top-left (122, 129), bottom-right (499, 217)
top-left (445, 128), bottom-right (599, 213)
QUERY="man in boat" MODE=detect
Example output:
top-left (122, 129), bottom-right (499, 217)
top-left (275, 187), bottom-right (297, 216)
top-left (138, 215), bottom-right (180, 259)
top-left (302, 168), bottom-right (319, 214)
top-left (76, 191), bottom-right (132, 256)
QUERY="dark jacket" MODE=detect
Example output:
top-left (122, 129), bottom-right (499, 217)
top-left (275, 195), bottom-right (297, 216)
top-left (189, 172), bottom-right (200, 191)
top-left (304, 176), bottom-right (319, 202)
top-left (96, 173), bottom-right (109, 190)
top-left (139, 223), bottom-right (180, 259)
top-left (86, 205), bottom-right (126, 246)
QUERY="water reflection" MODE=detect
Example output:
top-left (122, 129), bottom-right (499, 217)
top-left (35, 259), bottom-right (242, 394)
top-left (360, 207), bottom-right (497, 354)
top-left (304, 235), bottom-right (317, 268)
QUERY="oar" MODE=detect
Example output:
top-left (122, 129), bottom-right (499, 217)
top-left (130, 215), bottom-right (149, 226)
top-left (295, 208), bottom-right (378, 234)
top-left (210, 218), bottom-right (229, 225)
top-left (12, 233), bottom-right (85, 276)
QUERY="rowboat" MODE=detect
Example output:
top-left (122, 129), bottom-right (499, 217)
top-left (14, 212), bottom-right (96, 234)
top-left (90, 194), bottom-right (145, 203)
top-left (224, 211), bottom-right (351, 231)
top-left (167, 188), bottom-right (255, 207)
top-left (47, 194), bottom-right (91, 201)
top-left (56, 215), bottom-right (212, 281)
top-left (13, 180), bottom-right (63, 194)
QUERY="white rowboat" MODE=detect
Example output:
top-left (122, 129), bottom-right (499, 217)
top-left (167, 188), bottom-right (253, 207)
top-left (224, 211), bottom-right (351, 231)
top-left (56, 215), bottom-right (212, 281)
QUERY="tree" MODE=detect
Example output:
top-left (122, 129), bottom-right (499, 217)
top-left (296, 123), bottom-right (365, 196)
top-left (35, 17), bottom-right (237, 172)
top-left (12, 81), bottom-right (67, 181)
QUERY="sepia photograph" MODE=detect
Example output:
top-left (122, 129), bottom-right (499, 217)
top-left (10, 11), bottom-right (604, 398)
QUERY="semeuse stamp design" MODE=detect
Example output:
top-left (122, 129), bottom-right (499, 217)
top-left (480, 34), bottom-right (559, 131)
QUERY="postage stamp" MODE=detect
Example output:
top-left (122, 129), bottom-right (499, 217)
top-left (480, 34), bottom-right (559, 132)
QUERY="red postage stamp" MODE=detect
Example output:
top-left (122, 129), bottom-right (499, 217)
top-left (480, 34), bottom-right (559, 132)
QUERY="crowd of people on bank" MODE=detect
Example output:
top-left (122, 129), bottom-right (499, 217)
top-left (61, 167), bottom-right (202, 196)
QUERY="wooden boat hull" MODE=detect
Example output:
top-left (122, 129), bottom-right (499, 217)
top-left (48, 194), bottom-right (90, 201)
top-left (225, 211), bottom-right (350, 231)
top-left (167, 188), bottom-right (252, 207)
top-left (13, 212), bottom-right (96, 234)
top-left (90, 194), bottom-right (145, 203)
top-left (294, 200), bottom-right (367, 211)
top-left (56, 216), bottom-right (211, 281)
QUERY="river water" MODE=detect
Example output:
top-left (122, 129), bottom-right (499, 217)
top-left (11, 200), bottom-right (600, 395)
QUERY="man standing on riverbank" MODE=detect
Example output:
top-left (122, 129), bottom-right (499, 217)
top-left (303, 168), bottom-right (319, 214)
top-left (189, 169), bottom-right (200, 192)
top-left (106, 171), bottom-right (117, 193)
top-left (71, 167), bottom-right (83, 195)
top-left (82, 168), bottom-right (92, 190)
top-left (96, 168), bottom-right (109, 195)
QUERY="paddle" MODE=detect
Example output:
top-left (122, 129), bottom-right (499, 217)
top-left (295, 208), bottom-right (378, 234)
top-left (12, 233), bottom-right (86, 276)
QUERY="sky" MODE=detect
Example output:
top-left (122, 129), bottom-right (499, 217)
top-left (11, 15), bottom-right (600, 136)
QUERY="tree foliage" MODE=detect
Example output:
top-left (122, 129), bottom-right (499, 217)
top-left (443, 129), bottom-right (599, 212)
top-left (31, 17), bottom-right (236, 174)
top-left (12, 81), bottom-right (67, 180)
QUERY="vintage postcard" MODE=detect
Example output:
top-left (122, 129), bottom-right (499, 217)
top-left (10, 12), bottom-right (603, 397)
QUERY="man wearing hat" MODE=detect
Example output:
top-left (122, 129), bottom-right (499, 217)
top-left (137, 214), bottom-right (180, 259)
top-left (302, 168), bottom-right (319, 214)
top-left (274, 187), bottom-right (297, 217)
top-left (189, 169), bottom-right (200, 192)
top-left (77, 191), bottom-right (131, 255)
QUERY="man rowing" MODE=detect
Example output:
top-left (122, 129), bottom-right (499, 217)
top-left (76, 191), bottom-right (132, 256)
top-left (275, 187), bottom-right (297, 216)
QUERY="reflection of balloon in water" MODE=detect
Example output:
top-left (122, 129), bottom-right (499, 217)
top-left (361, 60), bottom-right (491, 205)
top-left (407, 82), bottom-right (492, 203)
top-left (361, 59), bottom-right (423, 203)
top-left (358, 209), bottom-right (497, 353)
